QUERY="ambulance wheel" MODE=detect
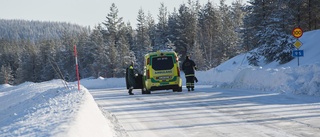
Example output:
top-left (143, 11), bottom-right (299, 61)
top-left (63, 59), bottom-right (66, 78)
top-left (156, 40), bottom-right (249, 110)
top-left (173, 87), bottom-right (182, 92)
top-left (177, 87), bottom-right (182, 92)
top-left (142, 88), bottom-right (151, 94)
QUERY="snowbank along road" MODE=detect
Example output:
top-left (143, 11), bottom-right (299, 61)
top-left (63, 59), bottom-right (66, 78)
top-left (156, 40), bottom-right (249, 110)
top-left (90, 85), bottom-right (320, 137)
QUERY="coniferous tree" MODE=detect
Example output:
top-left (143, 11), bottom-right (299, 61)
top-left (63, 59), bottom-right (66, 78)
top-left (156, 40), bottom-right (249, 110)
top-left (243, 0), bottom-right (268, 50)
top-left (292, 0), bottom-right (320, 31)
top-left (4, 43), bottom-right (20, 83)
top-left (134, 8), bottom-right (152, 71)
top-left (58, 30), bottom-right (77, 81)
top-left (219, 0), bottom-right (239, 63)
top-left (231, 0), bottom-right (246, 53)
top-left (15, 41), bottom-right (40, 83)
top-left (117, 24), bottom-right (135, 77)
top-left (107, 42), bottom-right (118, 77)
top-left (146, 12), bottom-right (156, 50)
top-left (39, 40), bottom-right (57, 81)
top-left (245, 0), bottom-right (295, 65)
top-left (0, 64), bottom-right (14, 84)
top-left (0, 39), bottom-right (10, 68)
top-left (125, 22), bottom-right (135, 48)
top-left (154, 3), bottom-right (169, 51)
top-left (198, 1), bottom-right (222, 68)
top-left (191, 40), bottom-right (205, 70)
top-left (102, 3), bottom-right (125, 77)
top-left (87, 24), bottom-right (108, 78)
top-left (94, 42), bottom-right (110, 78)
top-left (123, 22), bottom-right (137, 67)
top-left (176, 2), bottom-right (198, 59)
top-left (76, 30), bottom-right (92, 79)
top-left (167, 8), bottom-right (180, 52)
top-left (244, 0), bottom-right (273, 65)
top-left (259, 0), bottom-right (294, 64)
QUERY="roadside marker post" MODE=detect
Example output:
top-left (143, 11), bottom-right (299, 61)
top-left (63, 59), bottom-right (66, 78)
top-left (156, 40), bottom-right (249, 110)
top-left (74, 45), bottom-right (80, 91)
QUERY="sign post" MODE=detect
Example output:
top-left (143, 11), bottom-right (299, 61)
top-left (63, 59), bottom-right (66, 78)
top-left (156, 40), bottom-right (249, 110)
top-left (292, 27), bottom-right (304, 66)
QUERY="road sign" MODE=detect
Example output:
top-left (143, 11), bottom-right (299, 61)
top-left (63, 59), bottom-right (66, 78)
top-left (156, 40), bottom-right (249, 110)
top-left (292, 50), bottom-right (304, 57)
top-left (292, 27), bottom-right (303, 38)
top-left (293, 40), bottom-right (303, 49)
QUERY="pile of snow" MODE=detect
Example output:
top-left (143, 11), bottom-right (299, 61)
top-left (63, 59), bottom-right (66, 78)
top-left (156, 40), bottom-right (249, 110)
top-left (208, 29), bottom-right (320, 96)
top-left (0, 80), bottom-right (114, 137)
top-left (80, 77), bottom-right (125, 89)
top-left (0, 83), bottom-right (12, 89)
top-left (208, 61), bottom-right (320, 96)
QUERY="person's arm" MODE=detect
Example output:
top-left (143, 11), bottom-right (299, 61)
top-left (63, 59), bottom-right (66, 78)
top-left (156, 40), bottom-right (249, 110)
top-left (192, 60), bottom-right (197, 70)
top-left (181, 61), bottom-right (185, 71)
top-left (133, 69), bottom-right (140, 76)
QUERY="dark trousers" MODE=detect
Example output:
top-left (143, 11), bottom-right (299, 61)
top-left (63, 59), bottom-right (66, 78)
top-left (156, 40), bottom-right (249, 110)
top-left (186, 76), bottom-right (195, 89)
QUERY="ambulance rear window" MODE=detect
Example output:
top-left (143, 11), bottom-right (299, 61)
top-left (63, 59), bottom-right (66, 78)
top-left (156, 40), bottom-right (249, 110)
top-left (152, 56), bottom-right (173, 70)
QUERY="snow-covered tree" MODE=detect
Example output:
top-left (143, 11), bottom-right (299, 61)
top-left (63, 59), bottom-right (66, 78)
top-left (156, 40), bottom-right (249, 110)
top-left (146, 12), bottom-right (156, 50)
top-left (154, 3), bottom-right (169, 51)
top-left (231, 0), bottom-right (246, 53)
top-left (15, 41), bottom-right (40, 83)
top-left (218, 0), bottom-right (239, 63)
top-left (117, 24), bottom-right (135, 77)
top-left (102, 3), bottom-right (131, 77)
top-left (198, 1), bottom-right (222, 68)
top-left (38, 40), bottom-right (57, 81)
top-left (176, 2), bottom-right (198, 59)
top-left (289, 0), bottom-right (320, 31)
top-left (167, 8), bottom-right (180, 52)
top-left (85, 25), bottom-right (105, 78)
top-left (245, 0), bottom-right (294, 65)
top-left (134, 8), bottom-right (152, 71)
top-left (0, 64), bottom-right (14, 84)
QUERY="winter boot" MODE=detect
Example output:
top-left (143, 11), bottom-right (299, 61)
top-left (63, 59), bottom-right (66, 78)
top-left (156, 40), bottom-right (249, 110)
top-left (128, 88), bottom-right (134, 95)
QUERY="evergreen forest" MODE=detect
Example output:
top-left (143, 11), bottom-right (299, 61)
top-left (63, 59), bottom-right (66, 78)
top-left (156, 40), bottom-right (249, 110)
top-left (1, 0), bottom-right (320, 85)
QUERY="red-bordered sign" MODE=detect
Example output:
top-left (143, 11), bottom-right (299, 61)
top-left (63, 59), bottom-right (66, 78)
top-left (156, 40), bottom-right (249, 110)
top-left (292, 27), bottom-right (303, 38)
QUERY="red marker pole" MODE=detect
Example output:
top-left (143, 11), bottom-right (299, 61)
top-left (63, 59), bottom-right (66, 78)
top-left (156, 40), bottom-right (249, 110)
top-left (74, 45), bottom-right (80, 90)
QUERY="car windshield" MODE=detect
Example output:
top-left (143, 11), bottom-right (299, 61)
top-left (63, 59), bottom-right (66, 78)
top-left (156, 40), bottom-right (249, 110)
top-left (152, 56), bottom-right (174, 70)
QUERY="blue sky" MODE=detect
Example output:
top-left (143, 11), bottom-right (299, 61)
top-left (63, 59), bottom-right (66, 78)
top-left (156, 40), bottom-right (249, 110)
top-left (0, 0), bottom-right (240, 27)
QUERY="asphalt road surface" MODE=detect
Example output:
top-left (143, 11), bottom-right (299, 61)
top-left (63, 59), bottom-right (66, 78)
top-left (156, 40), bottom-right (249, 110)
top-left (90, 85), bottom-right (320, 137)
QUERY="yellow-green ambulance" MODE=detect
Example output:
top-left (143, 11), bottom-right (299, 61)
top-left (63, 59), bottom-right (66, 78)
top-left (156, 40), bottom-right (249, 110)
top-left (142, 51), bottom-right (182, 94)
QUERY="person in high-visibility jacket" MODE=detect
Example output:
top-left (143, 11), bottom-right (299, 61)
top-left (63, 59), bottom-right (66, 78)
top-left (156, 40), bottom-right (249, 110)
top-left (182, 55), bottom-right (197, 91)
top-left (127, 62), bottom-right (136, 95)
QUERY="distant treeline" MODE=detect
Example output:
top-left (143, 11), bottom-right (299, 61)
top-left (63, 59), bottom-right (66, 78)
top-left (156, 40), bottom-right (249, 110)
top-left (0, 19), bottom-right (88, 42)
top-left (1, 0), bottom-right (320, 85)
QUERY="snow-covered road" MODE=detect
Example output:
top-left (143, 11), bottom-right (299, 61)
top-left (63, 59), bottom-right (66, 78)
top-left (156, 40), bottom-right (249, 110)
top-left (90, 86), bottom-right (320, 137)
